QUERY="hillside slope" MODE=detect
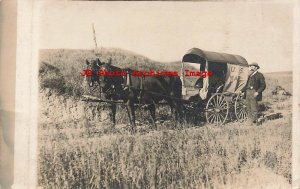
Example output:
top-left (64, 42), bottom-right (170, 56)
top-left (39, 48), bottom-right (184, 97)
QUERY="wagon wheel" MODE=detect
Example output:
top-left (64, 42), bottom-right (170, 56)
top-left (205, 93), bottom-right (229, 126)
top-left (234, 93), bottom-right (248, 122)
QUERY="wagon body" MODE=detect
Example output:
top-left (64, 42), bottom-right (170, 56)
top-left (181, 48), bottom-right (249, 125)
top-left (82, 48), bottom-right (249, 126)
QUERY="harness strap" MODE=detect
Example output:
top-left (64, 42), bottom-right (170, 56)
top-left (119, 70), bottom-right (182, 101)
top-left (138, 76), bottom-right (144, 101)
top-left (127, 71), bottom-right (131, 86)
top-left (122, 70), bottom-right (131, 90)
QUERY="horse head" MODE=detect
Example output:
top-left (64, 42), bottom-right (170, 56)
top-left (85, 58), bottom-right (103, 87)
top-left (97, 62), bottom-right (125, 95)
top-left (97, 62), bottom-right (112, 89)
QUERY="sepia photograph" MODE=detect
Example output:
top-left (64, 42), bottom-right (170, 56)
top-left (1, 0), bottom-right (299, 188)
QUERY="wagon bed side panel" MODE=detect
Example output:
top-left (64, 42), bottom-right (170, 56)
top-left (223, 64), bottom-right (249, 93)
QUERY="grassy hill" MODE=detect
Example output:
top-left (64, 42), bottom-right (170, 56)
top-left (264, 71), bottom-right (292, 95)
top-left (39, 48), bottom-right (185, 97)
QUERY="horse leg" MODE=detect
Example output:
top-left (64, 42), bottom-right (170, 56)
top-left (167, 98), bottom-right (184, 127)
top-left (148, 103), bottom-right (157, 129)
top-left (109, 103), bottom-right (116, 128)
top-left (166, 98), bottom-right (177, 122)
top-left (127, 101), bottom-right (136, 133)
top-left (174, 100), bottom-right (183, 124)
top-left (125, 106), bottom-right (132, 125)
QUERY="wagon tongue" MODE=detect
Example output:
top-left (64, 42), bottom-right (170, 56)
top-left (82, 95), bottom-right (103, 102)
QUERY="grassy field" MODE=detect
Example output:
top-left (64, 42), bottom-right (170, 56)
top-left (38, 49), bottom-right (292, 189)
top-left (38, 116), bottom-right (292, 189)
top-left (39, 48), bottom-right (186, 98)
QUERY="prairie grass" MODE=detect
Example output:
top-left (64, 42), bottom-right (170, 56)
top-left (38, 49), bottom-right (292, 188)
top-left (38, 116), bottom-right (291, 188)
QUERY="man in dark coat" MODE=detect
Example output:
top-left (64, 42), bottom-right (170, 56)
top-left (241, 62), bottom-right (266, 125)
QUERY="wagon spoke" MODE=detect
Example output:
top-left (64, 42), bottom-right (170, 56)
top-left (219, 112), bottom-right (225, 120)
top-left (239, 111), bottom-right (243, 119)
top-left (212, 98), bottom-right (217, 106)
top-left (216, 96), bottom-right (221, 105)
top-left (208, 113), bottom-right (214, 120)
top-left (239, 111), bottom-right (244, 119)
top-left (210, 114), bottom-right (216, 123)
top-left (219, 114), bottom-right (223, 125)
top-left (206, 108), bottom-right (214, 112)
top-left (239, 110), bottom-right (247, 120)
top-left (206, 102), bottom-right (214, 108)
top-left (206, 94), bottom-right (228, 125)
top-left (218, 96), bottom-right (225, 106)
top-left (238, 109), bottom-right (244, 118)
top-left (219, 99), bottom-right (227, 108)
top-left (241, 112), bottom-right (246, 119)
top-left (238, 109), bottom-right (243, 118)
top-left (243, 111), bottom-right (248, 118)
top-left (242, 109), bottom-right (247, 116)
top-left (221, 104), bottom-right (228, 111)
top-left (234, 95), bottom-right (248, 122)
top-left (218, 114), bottom-right (223, 124)
top-left (208, 114), bottom-right (212, 122)
top-left (217, 95), bottom-right (221, 105)
top-left (241, 111), bottom-right (246, 120)
top-left (206, 103), bottom-right (215, 110)
top-left (211, 114), bottom-right (217, 123)
top-left (220, 101), bottom-right (227, 109)
top-left (207, 103), bottom-right (215, 108)
top-left (220, 102), bottom-right (227, 109)
top-left (219, 109), bottom-right (225, 113)
top-left (216, 95), bottom-right (220, 104)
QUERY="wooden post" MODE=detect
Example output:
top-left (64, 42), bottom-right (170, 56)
top-left (92, 23), bottom-right (98, 49)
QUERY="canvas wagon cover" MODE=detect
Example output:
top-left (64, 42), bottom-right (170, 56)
top-left (223, 64), bottom-right (249, 93)
top-left (182, 48), bottom-right (249, 93)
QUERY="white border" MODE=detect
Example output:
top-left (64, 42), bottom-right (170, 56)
top-left (11, 0), bottom-right (299, 188)
top-left (13, 0), bottom-right (38, 188)
top-left (292, 1), bottom-right (300, 188)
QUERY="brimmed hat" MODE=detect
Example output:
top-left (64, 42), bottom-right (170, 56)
top-left (249, 62), bottom-right (260, 69)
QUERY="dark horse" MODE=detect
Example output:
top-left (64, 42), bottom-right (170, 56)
top-left (85, 58), bottom-right (183, 132)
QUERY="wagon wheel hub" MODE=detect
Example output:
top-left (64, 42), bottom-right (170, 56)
top-left (214, 108), bottom-right (221, 113)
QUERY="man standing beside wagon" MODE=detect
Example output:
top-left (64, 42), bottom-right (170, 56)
top-left (241, 62), bottom-right (266, 126)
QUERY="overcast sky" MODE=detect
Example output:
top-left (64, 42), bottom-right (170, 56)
top-left (36, 1), bottom-right (294, 73)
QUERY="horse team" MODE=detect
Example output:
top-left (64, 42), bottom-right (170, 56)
top-left (85, 58), bottom-right (183, 133)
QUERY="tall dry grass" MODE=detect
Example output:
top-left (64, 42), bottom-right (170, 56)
top-left (38, 115), bottom-right (291, 188)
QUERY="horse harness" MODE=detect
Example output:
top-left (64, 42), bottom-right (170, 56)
top-left (98, 67), bottom-right (182, 101)
top-left (121, 69), bottom-right (145, 102)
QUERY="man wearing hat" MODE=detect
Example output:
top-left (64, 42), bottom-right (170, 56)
top-left (241, 62), bottom-right (266, 125)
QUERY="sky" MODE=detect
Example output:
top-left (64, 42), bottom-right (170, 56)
top-left (36, 1), bottom-right (294, 73)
